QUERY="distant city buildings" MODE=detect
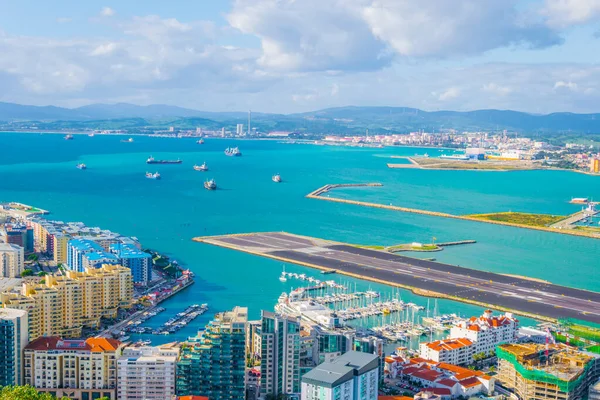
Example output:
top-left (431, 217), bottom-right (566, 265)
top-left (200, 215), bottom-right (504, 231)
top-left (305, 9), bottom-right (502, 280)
top-left (591, 157), bottom-right (600, 173)
top-left (24, 337), bottom-right (122, 400)
top-left (0, 242), bottom-right (24, 277)
top-left (301, 351), bottom-right (379, 400)
top-left (176, 306), bottom-right (248, 400)
top-left (117, 343), bottom-right (180, 400)
top-left (0, 308), bottom-right (28, 386)
top-left (236, 123), bottom-right (244, 136)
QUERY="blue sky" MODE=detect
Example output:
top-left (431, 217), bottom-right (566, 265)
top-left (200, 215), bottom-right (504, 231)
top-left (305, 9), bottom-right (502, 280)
top-left (1, 0), bottom-right (600, 113)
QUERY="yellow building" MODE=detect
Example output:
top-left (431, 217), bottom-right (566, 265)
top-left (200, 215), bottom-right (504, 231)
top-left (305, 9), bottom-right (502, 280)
top-left (497, 343), bottom-right (600, 400)
top-left (52, 234), bottom-right (70, 264)
top-left (1, 264), bottom-right (133, 340)
top-left (590, 158), bottom-right (600, 173)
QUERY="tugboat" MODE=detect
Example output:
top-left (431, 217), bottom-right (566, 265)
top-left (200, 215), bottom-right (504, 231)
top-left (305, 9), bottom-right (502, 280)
top-left (193, 162), bottom-right (208, 171)
top-left (147, 156), bottom-right (182, 164)
top-left (224, 147), bottom-right (242, 157)
top-left (197, 139), bottom-right (204, 144)
top-left (145, 172), bottom-right (161, 180)
top-left (204, 179), bottom-right (217, 190)
top-left (64, 134), bottom-right (74, 140)
top-left (272, 173), bottom-right (282, 183)
top-left (76, 163), bottom-right (87, 170)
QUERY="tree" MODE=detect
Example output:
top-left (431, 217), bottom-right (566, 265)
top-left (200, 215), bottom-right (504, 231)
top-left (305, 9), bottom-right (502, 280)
top-left (21, 269), bottom-right (34, 277)
top-left (0, 385), bottom-right (68, 399)
top-left (37, 271), bottom-right (47, 277)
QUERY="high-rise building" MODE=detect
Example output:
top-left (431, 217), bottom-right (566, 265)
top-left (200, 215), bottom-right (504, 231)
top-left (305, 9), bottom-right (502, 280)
top-left (117, 343), bottom-right (180, 400)
top-left (109, 243), bottom-right (152, 284)
top-left (52, 233), bottom-right (70, 264)
top-left (497, 343), bottom-right (600, 400)
top-left (0, 243), bottom-right (24, 277)
top-left (0, 264), bottom-right (132, 339)
top-left (24, 337), bottom-right (122, 400)
top-left (260, 311), bottom-right (301, 396)
top-left (0, 223), bottom-right (27, 249)
top-left (301, 351), bottom-right (379, 400)
top-left (176, 306), bottom-right (248, 400)
top-left (450, 310), bottom-right (519, 355)
top-left (236, 124), bottom-right (244, 136)
top-left (590, 158), bottom-right (600, 173)
top-left (0, 308), bottom-right (28, 386)
top-left (67, 239), bottom-right (104, 272)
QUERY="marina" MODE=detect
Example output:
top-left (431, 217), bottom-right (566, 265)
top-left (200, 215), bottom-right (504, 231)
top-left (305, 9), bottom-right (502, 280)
top-left (195, 231), bottom-right (600, 324)
top-left (125, 304), bottom-right (208, 336)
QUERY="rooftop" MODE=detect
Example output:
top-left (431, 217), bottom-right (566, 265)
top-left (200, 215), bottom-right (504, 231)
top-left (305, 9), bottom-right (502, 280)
top-left (68, 238), bottom-right (103, 252)
top-left (426, 338), bottom-right (473, 352)
top-left (302, 351), bottom-right (379, 388)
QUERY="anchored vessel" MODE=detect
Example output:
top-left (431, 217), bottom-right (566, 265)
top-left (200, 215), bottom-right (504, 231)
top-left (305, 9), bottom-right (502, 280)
top-left (64, 134), bottom-right (74, 140)
top-left (145, 172), bottom-right (161, 180)
top-left (204, 179), bottom-right (217, 190)
top-left (197, 139), bottom-right (204, 144)
top-left (224, 147), bottom-right (242, 157)
top-left (121, 138), bottom-right (134, 143)
top-left (147, 156), bottom-right (182, 164)
top-left (76, 163), bottom-right (87, 170)
top-left (193, 162), bottom-right (208, 171)
top-left (272, 174), bottom-right (282, 183)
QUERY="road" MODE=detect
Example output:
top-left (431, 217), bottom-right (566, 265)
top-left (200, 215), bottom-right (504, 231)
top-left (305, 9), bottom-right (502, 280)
top-left (550, 208), bottom-right (599, 229)
top-left (199, 232), bottom-right (600, 324)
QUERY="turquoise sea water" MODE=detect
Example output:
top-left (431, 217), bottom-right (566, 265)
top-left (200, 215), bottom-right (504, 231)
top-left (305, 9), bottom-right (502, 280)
top-left (1, 132), bottom-right (599, 344)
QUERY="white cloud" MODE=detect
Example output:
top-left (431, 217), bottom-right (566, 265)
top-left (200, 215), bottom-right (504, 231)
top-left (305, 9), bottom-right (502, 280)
top-left (436, 87), bottom-right (461, 101)
top-left (90, 42), bottom-right (118, 56)
top-left (56, 17), bottom-right (72, 24)
top-left (483, 83), bottom-right (513, 96)
top-left (554, 80), bottom-right (578, 90)
top-left (100, 7), bottom-right (116, 17)
top-left (543, 0), bottom-right (600, 27)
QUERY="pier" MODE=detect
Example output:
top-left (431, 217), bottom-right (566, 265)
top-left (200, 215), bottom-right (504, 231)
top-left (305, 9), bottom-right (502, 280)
top-left (437, 240), bottom-right (477, 247)
top-left (305, 183), bottom-right (600, 240)
top-left (194, 232), bottom-right (600, 324)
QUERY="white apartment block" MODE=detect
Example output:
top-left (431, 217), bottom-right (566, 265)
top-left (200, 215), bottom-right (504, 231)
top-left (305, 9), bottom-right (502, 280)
top-left (450, 310), bottom-right (519, 355)
top-left (0, 243), bottom-right (24, 278)
top-left (117, 343), bottom-right (180, 400)
top-left (419, 338), bottom-right (474, 365)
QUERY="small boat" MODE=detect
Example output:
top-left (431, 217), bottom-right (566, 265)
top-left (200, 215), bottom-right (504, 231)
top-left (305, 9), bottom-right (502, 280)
top-left (197, 139), bottom-right (204, 144)
top-left (272, 174), bottom-right (282, 183)
top-left (193, 162), bottom-right (208, 171)
top-left (147, 156), bottom-right (182, 164)
top-left (279, 265), bottom-right (287, 282)
top-left (224, 147), bottom-right (242, 157)
top-left (76, 163), bottom-right (87, 170)
top-left (146, 172), bottom-right (161, 180)
top-left (64, 134), bottom-right (74, 140)
top-left (204, 179), bottom-right (217, 190)
top-left (121, 137), bottom-right (134, 143)
top-left (88, 133), bottom-right (95, 137)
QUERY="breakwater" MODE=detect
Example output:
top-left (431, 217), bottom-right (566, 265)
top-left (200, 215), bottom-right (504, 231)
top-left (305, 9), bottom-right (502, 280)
top-left (306, 184), bottom-right (600, 240)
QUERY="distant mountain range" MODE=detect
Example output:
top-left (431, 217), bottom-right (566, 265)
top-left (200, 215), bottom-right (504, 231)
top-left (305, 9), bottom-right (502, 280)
top-left (1, 102), bottom-right (600, 135)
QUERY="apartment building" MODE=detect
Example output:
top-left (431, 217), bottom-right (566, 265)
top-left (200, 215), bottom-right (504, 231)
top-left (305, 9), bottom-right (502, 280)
top-left (0, 242), bottom-right (24, 278)
top-left (450, 310), bottom-right (519, 355)
top-left (419, 338), bottom-right (474, 365)
top-left (24, 337), bottom-right (123, 400)
top-left (117, 343), bottom-right (180, 400)
top-left (0, 308), bottom-right (28, 386)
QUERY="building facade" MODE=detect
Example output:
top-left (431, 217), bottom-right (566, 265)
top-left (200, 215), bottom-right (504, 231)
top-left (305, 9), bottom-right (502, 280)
top-left (117, 343), bottom-right (180, 400)
top-left (0, 308), bottom-right (28, 386)
top-left (23, 337), bottom-right (122, 400)
top-left (260, 311), bottom-right (301, 396)
top-left (419, 338), bottom-right (474, 365)
top-left (301, 351), bottom-right (379, 400)
top-left (109, 243), bottom-right (152, 285)
top-left (450, 310), bottom-right (519, 356)
top-left (0, 243), bottom-right (24, 278)
top-left (176, 307), bottom-right (248, 400)
top-left (497, 343), bottom-right (600, 400)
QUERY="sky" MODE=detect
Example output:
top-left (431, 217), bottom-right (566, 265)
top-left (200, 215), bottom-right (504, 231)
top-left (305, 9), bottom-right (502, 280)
top-left (2, 0), bottom-right (600, 114)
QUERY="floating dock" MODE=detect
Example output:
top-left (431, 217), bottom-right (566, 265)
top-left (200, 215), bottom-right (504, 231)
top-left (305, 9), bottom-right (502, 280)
top-left (194, 232), bottom-right (600, 324)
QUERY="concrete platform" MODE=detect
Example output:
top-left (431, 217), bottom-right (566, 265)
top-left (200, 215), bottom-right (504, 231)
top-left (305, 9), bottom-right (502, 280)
top-left (194, 232), bottom-right (600, 324)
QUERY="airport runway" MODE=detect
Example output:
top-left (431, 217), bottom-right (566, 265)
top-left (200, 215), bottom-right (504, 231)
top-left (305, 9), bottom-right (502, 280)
top-left (197, 232), bottom-right (600, 323)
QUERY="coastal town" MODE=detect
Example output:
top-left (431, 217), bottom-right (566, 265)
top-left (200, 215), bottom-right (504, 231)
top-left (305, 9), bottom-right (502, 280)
top-left (1, 199), bottom-right (600, 400)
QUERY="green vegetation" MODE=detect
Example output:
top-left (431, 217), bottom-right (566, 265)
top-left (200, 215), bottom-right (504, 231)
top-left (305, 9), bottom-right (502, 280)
top-left (0, 385), bottom-right (105, 400)
top-left (145, 249), bottom-right (183, 278)
top-left (466, 212), bottom-right (565, 227)
top-left (586, 345), bottom-right (600, 354)
top-left (554, 333), bottom-right (586, 348)
top-left (37, 271), bottom-right (47, 277)
top-left (20, 269), bottom-right (33, 277)
top-left (27, 254), bottom-right (39, 261)
top-left (574, 226), bottom-right (600, 234)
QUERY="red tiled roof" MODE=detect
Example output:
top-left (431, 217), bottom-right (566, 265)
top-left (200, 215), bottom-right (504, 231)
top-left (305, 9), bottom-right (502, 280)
top-left (419, 388), bottom-right (451, 396)
top-left (87, 338), bottom-right (121, 352)
top-left (176, 397), bottom-right (209, 400)
top-left (426, 338), bottom-right (473, 352)
top-left (411, 369), bottom-right (443, 382)
top-left (460, 377), bottom-right (483, 388)
top-left (436, 378), bottom-right (459, 388)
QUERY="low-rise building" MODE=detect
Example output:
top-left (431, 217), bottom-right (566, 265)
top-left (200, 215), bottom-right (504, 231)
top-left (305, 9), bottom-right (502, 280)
top-left (497, 343), bottom-right (600, 400)
top-left (449, 310), bottom-right (519, 356)
top-left (24, 337), bottom-right (123, 400)
top-left (117, 343), bottom-right (180, 400)
top-left (0, 242), bottom-right (24, 277)
top-left (419, 338), bottom-right (474, 365)
top-left (301, 351), bottom-right (379, 400)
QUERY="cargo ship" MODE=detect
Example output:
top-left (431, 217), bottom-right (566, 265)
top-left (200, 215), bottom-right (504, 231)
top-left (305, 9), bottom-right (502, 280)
top-left (193, 162), bottom-right (208, 171)
top-left (76, 163), bottom-right (87, 170)
top-left (64, 134), bottom-right (74, 140)
top-left (204, 179), bottom-right (217, 190)
top-left (145, 172), bottom-right (161, 180)
top-left (224, 147), bottom-right (242, 157)
top-left (147, 156), bottom-right (182, 164)
top-left (570, 197), bottom-right (589, 204)
top-left (272, 174), bottom-right (282, 183)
